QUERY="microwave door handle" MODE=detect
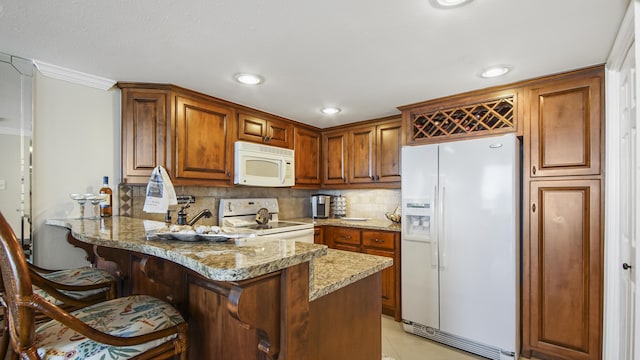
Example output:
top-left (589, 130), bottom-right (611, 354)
top-left (279, 159), bottom-right (286, 184)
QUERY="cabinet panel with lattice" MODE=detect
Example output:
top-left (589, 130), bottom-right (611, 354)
top-left (400, 88), bottom-right (522, 145)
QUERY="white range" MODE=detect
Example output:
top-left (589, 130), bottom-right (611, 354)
top-left (218, 198), bottom-right (314, 243)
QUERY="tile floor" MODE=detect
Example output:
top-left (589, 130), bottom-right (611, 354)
top-left (381, 316), bottom-right (485, 360)
top-left (382, 317), bottom-right (542, 360)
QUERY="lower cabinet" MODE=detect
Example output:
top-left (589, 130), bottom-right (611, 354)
top-left (324, 226), bottom-right (401, 320)
top-left (523, 179), bottom-right (602, 360)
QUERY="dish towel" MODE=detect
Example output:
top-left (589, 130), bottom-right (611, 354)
top-left (143, 166), bottom-right (177, 213)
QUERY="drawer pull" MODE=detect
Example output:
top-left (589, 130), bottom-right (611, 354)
top-left (340, 235), bottom-right (352, 239)
top-left (374, 238), bottom-right (384, 243)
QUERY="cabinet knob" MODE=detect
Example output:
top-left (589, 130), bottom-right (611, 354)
top-left (532, 165), bottom-right (537, 175)
top-left (371, 176), bottom-right (375, 181)
top-left (532, 203), bottom-right (536, 213)
top-left (341, 235), bottom-right (351, 240)
top-left (623, 263), bottom-right (632, 270)
top-left (227, 171), bottom-right (231, 178)
top-left (375, 175), bottom-right (380, 181)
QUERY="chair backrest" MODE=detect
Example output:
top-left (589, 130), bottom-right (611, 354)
top-left (0, 211), bottom-right (37, 351)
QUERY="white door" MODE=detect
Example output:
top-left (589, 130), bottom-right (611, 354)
top-left (401, 144), bottom-right (440, 329)
top-left (618, 40), bottom-right (638, 360)
top-left (437, 134), bottom-right (518, 352)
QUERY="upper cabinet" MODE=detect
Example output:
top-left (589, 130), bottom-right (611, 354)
top-left (526, 71), bottom-right (603, 177)
top-left (120, 85), bottom-right (172, 184)
top-left (399, 88), bottom-right (521, 145)
top-left (175, 95), bottom-right (234, 184)
top-left (322, 129), bottom-right (349, 185)
top-left (348, 119), bottom-right (402, 184)
top-left (294, 126), bottom-right (322, 186)
top-left (119, 84), bottom-right (234, 186)
top-left (321, 116), bottom-right (402, 188)
top-left (237, 112), bottom-right (293, 149)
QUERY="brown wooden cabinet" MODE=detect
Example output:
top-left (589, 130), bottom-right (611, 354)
top-left (528, 74), bottom-right (602, 177)
top-left (525, 179), bottom-right (602, 360)
top-left (120, 86), bottom-right (172, 184)
top-left (322, 130), bottom-right (349, 185)
top-left (348, 119), bottom-right (402, 184)
top-left (323, 226), bottom-right (400, 320)
top-left (238, 112), bottom-right (293, 148)
top-left (522, 66), bottom-right (604, 360)
top-left (294, 126), bottom-right (322, 186)
top-left (322, 116), bottom-right (401, 188)
top-left (175, 95), bottom-right (234, 184)
top-left (313, 226), bottom-right (323, 244)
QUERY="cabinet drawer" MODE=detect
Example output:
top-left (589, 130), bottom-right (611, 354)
top-left (329, 227), bottom-right (361, 245)
top-left (362, 230), bottom-right (395, 250)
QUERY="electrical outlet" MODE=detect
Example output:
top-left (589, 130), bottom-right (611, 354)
top-left (0, 179), bottom-right (5, 190)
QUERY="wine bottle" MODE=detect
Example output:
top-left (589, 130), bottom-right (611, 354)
top-left (99, 176), bottom-right (113, 217)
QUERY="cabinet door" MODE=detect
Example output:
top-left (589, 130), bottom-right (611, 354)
top-left (375, 120), bottom-right (402, 183)
top-left (528, 74), bottom-right (602, 177)
top-left (324, 226), bottom-right (361, 248)
top-left (238, 113), bottom-right (267, 143)
top-left (313, 226), bottom-right (324, 244)
top-left (362, 230), bottom-right (395, 251)
top-left (294, 127), bottom-right (322, 186)
top-left (238, 113), bottom-right (293, 148)
top-left (323, 131), bottom-right (348, 185)
top-left (121, 89), bottom-right (170, 184)
top-left (349, 126), bottom-right (376, 184)
top-left (265, 118), bottom-right (293, 148)
top-left (176, 96), bottom-right (234, 182)
top-left (362, 247), bottom-right (396, 314)
top-left (527, 179), bottom-right (601, 360)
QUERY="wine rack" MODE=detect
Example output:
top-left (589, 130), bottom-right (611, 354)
top-left (409, 95), bottom-right (515, 142)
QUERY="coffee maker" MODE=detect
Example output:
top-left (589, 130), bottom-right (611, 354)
top-left (311, 194), bottom-right (331, 218)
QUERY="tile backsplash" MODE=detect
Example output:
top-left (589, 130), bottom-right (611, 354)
top-left (120, 185), bottom-right (401, 225)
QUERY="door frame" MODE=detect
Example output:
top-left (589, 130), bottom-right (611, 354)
top-left (604, 2), bottom-right (638, 359)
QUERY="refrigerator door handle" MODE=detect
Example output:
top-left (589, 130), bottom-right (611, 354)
top-left (439, 179), bottom-right (446, 270)
top-left (431, 183), bottom-right (438, 268)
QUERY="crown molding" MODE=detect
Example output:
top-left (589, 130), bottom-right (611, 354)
top-left (33, 61), bottom-right (116, 91)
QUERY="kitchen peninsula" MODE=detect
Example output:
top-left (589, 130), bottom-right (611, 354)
top-left (46, 217), bottom-right (392, 360)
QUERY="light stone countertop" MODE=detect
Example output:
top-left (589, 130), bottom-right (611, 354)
top-left (309, 249), bottom-right (392, 301)
top-left (286, 217), bottom-right (402, 232)
top-left (46, 217), bottom-right (392, 300)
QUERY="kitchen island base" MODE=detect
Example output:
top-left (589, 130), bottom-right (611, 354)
top-left (59, 220), bottom-right (386, 360)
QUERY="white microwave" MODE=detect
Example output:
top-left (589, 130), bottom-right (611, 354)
top-left (234, 141), bottom-right (295, 187)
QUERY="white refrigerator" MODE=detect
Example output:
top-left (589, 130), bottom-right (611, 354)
top-left (401, 134), bottom-right (519, 360)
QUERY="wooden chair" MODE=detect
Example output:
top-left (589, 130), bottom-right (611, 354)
top-left (0, 211), bottom-right (188, 359)
top-left (0, 261), bottom-right (118, 359)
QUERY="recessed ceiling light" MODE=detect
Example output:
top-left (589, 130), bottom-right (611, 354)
top-left (431, 0), bottom-right (473, 8)
top-left (480, 66), bottom-right (511, 78)
top-left (234, 73), bottom-right (264, 85)
top-left (320, 107), bottom-right (341, 115)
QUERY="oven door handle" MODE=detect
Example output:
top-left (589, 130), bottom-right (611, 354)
top-left (259, 228), bottom-right (315, 241)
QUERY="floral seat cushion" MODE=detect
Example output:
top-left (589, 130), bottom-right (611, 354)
top-left (35, 295), bottom-right (184, 360)
top-left (33, 267), bottom-right (115, 304)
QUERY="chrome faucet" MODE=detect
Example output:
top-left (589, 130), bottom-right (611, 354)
top-left (176, 206), bottom-right (213, 226)
top-left (187, 209), bottom-right (213, 226)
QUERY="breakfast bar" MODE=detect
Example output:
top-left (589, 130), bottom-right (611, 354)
top-left (46, 217), bottom-right (392, 360)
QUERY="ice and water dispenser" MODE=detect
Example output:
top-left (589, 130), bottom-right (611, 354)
top-left (402, 200), bottom-right (432, 241)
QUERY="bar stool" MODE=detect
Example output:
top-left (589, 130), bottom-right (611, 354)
top-left (0, 211), bottom-right (188, 359)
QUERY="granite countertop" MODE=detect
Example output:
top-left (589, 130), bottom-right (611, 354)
top-left (285, 217), bottom-right (402, 232)
top-left (46, 217), bottom-right (392, 300)
top-left (46, 217), bottom-right (327, 282)
top-left (310, 249), bottom-right (392, 301)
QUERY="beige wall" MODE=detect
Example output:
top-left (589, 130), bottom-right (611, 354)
top-left (32, 71), bottom-right (120, 268)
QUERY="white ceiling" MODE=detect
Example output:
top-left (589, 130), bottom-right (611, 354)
top-left (0, 0), bottom-right (628, 128)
